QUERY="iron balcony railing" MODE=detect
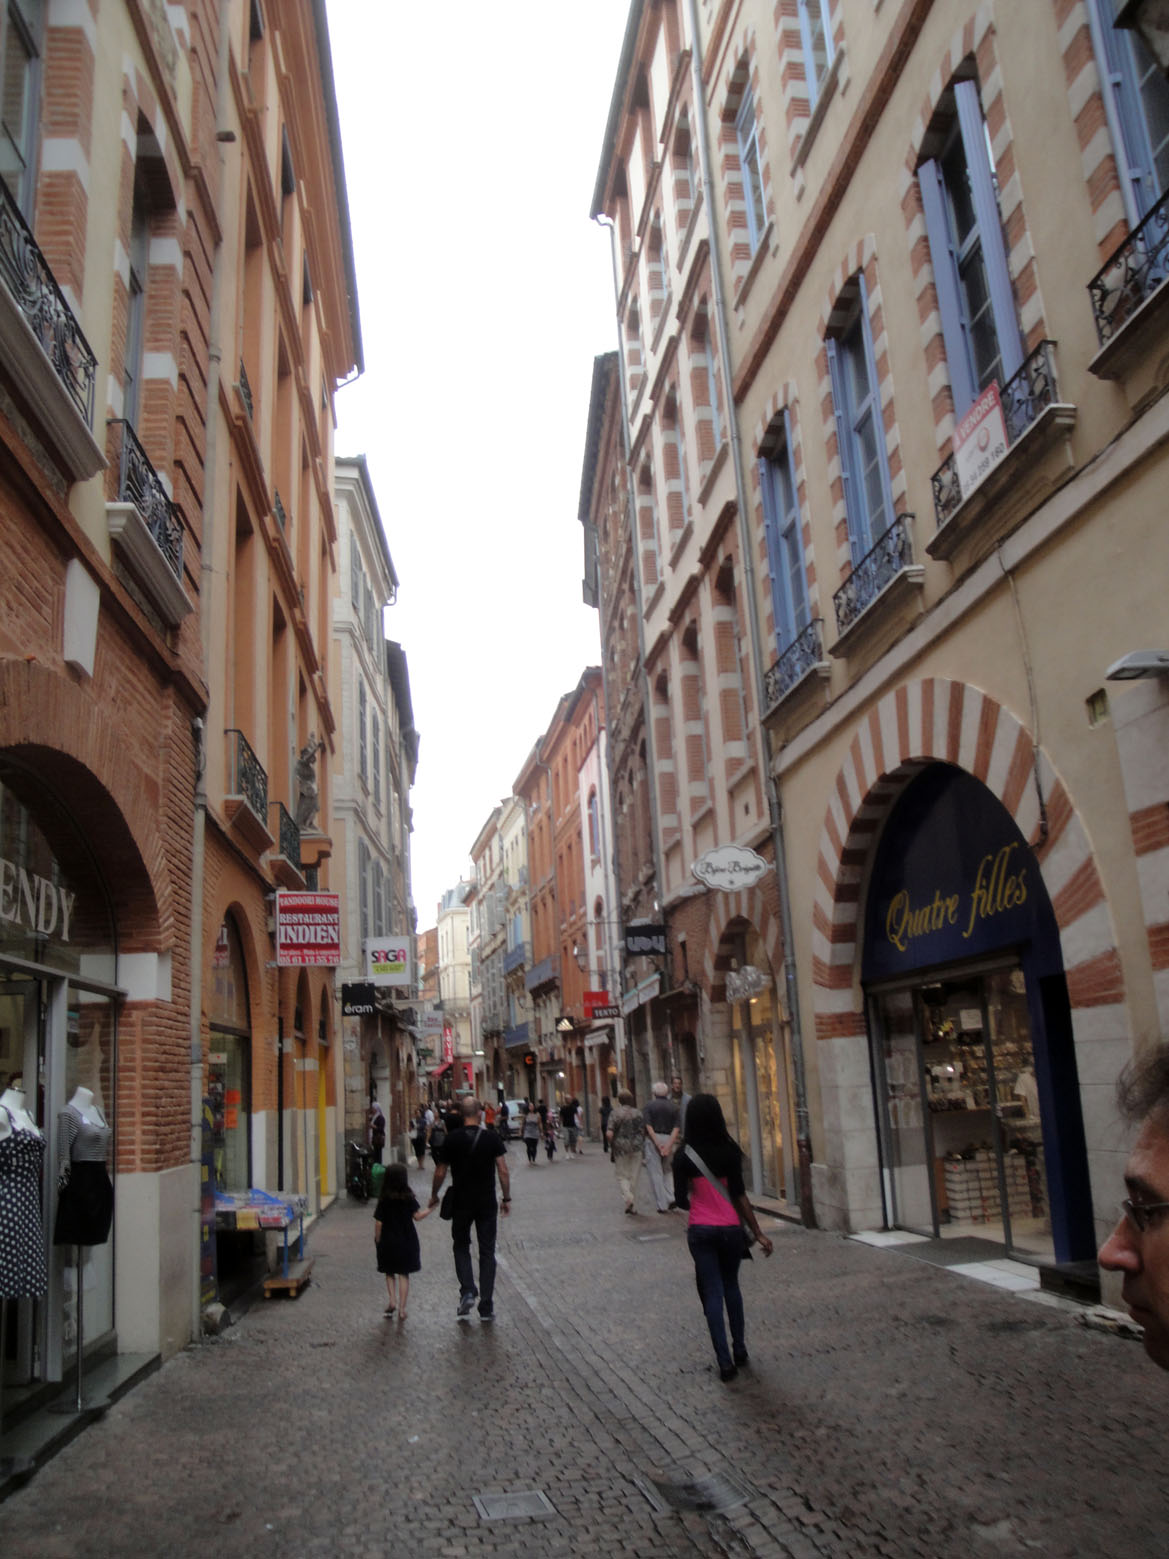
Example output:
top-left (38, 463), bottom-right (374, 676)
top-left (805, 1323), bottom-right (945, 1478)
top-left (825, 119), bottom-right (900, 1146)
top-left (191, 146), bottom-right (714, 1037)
top-left (930, 340), bottom-right (1062, 529)
top-left (272, 799), bottom-right (300, 865)
top-left (238, 360), bottom-right (253, 418)
top-left (764, 618), bottom-right (824, 709)
top-left (0, 173), bottom-right (97, 424)
top-left (833, 514), bottom-right (916, 636)
top-left (504, 1021), bottom-right (530, 1048)
top-left (525, 954), bottom-right (559, 993)
top-left (108, 419), bottom-right (183, 581)
top-left (503, 941), bottom-right (529, 975)
top-left (1088, 186), bottom-right (1169, 346)
top-left (226, 729), bottom-right (268, 821)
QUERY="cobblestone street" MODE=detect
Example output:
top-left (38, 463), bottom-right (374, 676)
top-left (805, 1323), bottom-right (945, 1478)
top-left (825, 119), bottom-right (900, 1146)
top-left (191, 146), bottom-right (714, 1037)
top-left (3, 1144), bottom-right (1163, 1558)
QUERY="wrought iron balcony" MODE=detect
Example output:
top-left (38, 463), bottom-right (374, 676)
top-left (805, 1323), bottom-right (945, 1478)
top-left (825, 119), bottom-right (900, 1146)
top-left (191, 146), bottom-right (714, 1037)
top-left (504, 1021), bottom-right (530, 1049)
top-left (238, 360), bottom-right (253, 418)
top-left (931, 341), bottom-right (1062, 530)
top-left (763, 618), bottom-right (826, 710)
top-left (833, 515), bottom-right (917, 636)
top-left (1088, 186), bottom-right (1169, 348)
top-left (503, 941), bottom-right (529, 975)
top-left (273, 490), bottom-right (287, 532)
top-left (226, 728), bottom-right (268, 821)
top-left (0, 173), bottom-right (97, 425)
top-left (268, 800), bottom-right (303, 887)
top-left (525, 954), bottom-right (559, 994)
top-left (108, 419), bottom-right (183, 581)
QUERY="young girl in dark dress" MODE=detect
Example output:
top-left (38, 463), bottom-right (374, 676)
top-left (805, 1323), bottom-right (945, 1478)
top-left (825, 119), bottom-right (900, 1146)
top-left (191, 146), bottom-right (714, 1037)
top-left (373, 1161), bottom-right (430, 1318)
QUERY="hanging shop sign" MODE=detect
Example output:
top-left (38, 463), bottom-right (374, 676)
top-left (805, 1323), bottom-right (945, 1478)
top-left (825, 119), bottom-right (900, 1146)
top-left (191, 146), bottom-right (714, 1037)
top-left (953, 380), bottom-right (1008, 499)
top-left (274, 890), bottom-right (341, 966)
top-left (863, 766), bottom-right (1054, 984)
top-left (342, 981), bottom-right (377, 1016)
top-left (583, 988), bottom-right (611, 1018)
top-left (624, 923), bottom-right (667, 956)
top-left (365, 936), bottom-right (411, 987)
top-left (691, 845), bottom-right (770, 891)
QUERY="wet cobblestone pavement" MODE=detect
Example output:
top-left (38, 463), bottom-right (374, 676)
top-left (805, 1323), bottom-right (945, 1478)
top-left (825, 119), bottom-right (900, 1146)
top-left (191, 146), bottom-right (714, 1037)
top-left (2, 1144), bottom-right (1164, 1557)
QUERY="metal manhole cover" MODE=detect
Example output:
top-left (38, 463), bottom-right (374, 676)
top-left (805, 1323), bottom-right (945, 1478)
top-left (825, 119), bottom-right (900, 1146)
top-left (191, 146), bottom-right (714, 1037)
top-left (649, 1472), bottom-right (752, 1513)
top-left (473, 1490), bottom-right (557, 1522)
top-left (506, 1231), bottom-right (599, 1251)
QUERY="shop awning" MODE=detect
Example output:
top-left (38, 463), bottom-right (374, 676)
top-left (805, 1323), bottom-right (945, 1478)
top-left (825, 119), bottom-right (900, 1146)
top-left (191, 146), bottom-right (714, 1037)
top-left (429, 1060), bottom-right (452, 1078)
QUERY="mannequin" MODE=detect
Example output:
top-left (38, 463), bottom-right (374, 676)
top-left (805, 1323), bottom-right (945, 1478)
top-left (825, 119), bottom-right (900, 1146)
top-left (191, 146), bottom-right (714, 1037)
top-left (54, 1086), bottom-right (113, 1248)
top-left (0, 1082), bottom-right (48, 1299)
top-left (0, 1085), bottom-right (41, 1136)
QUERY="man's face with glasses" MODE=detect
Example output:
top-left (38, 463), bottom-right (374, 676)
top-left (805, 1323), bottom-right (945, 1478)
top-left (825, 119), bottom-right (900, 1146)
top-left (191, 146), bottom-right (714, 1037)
top-left (1099, 1114), bottom-right (1169, 1368)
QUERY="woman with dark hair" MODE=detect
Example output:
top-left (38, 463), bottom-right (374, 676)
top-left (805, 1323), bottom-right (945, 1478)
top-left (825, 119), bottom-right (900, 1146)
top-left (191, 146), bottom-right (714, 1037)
top-left (673, 1092), bottom-right (772, 1380)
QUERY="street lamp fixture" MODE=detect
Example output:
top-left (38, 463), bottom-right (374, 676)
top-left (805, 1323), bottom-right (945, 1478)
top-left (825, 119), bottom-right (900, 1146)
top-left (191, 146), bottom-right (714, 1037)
top-left (1105, 649), bottom-right (1169, 681)
top-left (572, 941), bottom-right (588, 972)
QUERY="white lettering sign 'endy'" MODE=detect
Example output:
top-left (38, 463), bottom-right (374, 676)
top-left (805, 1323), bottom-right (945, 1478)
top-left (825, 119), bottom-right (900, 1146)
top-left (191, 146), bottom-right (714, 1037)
top-left (0, 858), bottom-right (76, 940)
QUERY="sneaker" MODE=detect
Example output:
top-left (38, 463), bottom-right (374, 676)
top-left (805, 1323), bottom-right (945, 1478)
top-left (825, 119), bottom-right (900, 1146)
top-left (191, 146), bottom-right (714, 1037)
top-left (479, 1309), bottom-right (494, 1323)
top-left (456, 1292), bottom-right (475, 1320)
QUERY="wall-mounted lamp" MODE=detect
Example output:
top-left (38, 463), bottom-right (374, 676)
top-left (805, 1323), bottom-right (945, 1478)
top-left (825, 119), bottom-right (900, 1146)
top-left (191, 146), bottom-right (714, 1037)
top-left (1105, 649), bottom-right (1169, 681)
top-left (572, 942), bottom-right (588, 972)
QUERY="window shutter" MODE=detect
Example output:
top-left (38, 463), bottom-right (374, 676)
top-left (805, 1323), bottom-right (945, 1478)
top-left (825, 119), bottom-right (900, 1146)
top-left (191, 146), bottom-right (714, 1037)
top-left (920, 156), bottom-right (978, 418)
top-left (781, 409), bottom-right (809, 635)
top-left (955, 80), bottom-right (1023, 384)
top-left (825, 335), bottom-right (860, 561)
top-left (758, 455), bottom-right (789, 650)
top-left (856, 272), bottom-right (896, 550)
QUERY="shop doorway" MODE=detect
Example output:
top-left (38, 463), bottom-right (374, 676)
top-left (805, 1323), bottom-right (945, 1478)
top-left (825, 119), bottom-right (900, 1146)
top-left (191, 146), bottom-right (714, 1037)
top-left (871, 962), bottom-right (1052, 1258)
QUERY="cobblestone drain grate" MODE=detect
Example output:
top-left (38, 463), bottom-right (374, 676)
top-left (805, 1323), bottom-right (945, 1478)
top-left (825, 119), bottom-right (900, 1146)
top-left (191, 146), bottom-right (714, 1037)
top-left (472, 1490), bottom-right (557, 1522)
top-left (505, 1231), bottom-right (599, 1251)
top-left (645, 1471), bottom-right (753, 1513)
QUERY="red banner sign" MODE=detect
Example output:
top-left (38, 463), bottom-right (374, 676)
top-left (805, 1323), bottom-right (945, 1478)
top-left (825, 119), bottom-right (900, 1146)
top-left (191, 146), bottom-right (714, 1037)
top-left (274, 891), bottom-right (341, 967)
top-left (583, 989), bottom-right (612, 1019)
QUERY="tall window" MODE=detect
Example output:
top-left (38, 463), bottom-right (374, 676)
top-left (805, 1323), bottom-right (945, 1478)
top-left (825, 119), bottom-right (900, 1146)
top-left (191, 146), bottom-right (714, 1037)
top-left (124, 196), bottom-right (148, 428)
top-left (827, 279), bottom-right (894, 561)
top-left (735, 86), bottom-right (766, 254)
top-left (358, 840), bottom-right (370, 943)
top-left (1088, 0), bottom-right (1169, 224)
top-left (371, 709), bottom-right (381, 807)
top-left (587, 788), bottom-right (600, 860)
top-left (0, 0), bottom-right (42, 216)
top-left (798, 0), bottom-right (834, 111)
top-left (759, 412), bottom-right (810, 649)
top-left (357, 678), bottom-right (368, 784)
top-left (918, 79), bottom-right (1022, 418)
top-left (350, 535), bottom-right (361, 608)
top-left (372, 861), bottom-right (385, 938)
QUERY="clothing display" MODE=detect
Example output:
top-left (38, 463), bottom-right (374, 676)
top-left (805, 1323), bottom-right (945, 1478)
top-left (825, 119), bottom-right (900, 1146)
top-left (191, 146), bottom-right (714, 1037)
top-left (53, 1104), bottom-right (113, 1247)
top-left (0, 1107), bottom-right (48, 1297)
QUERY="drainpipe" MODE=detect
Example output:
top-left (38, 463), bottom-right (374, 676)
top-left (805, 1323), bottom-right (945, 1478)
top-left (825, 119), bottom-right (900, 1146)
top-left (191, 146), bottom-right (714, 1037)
top-left (189, 0), bottom-right (233, 1333)
top-left (683, 0), bottom-right (815, 1224)
top-left (593, 214), bottom-right (667, 1093)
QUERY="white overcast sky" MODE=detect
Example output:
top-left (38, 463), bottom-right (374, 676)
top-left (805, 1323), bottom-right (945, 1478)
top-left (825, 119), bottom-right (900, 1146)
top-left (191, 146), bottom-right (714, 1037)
top-left (325, 0), bottom-right (632, 929)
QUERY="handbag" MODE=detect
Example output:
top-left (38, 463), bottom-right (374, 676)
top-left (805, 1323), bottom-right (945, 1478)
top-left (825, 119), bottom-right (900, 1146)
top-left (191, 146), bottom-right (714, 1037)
top-left (684, 1145), bottom-right (757, 1255)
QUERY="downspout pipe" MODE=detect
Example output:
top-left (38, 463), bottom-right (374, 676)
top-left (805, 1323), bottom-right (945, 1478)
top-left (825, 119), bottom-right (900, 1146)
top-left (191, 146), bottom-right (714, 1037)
top-left (190, 0), bottom-right (233, 1335)
top-left (683, 0), bottom-right (815, 1225)
top-left (593, 213), bottom-right (667, 1091)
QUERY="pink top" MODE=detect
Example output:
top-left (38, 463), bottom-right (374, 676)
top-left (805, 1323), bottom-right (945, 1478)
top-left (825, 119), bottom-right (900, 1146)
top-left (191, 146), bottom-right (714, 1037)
top-left (688, 1175), bottom-right (741, 1228)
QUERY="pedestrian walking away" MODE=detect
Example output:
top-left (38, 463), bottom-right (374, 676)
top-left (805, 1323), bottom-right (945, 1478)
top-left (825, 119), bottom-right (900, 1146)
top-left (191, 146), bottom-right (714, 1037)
top-left (368, 1101), bottom-right (386, 1166)
top-left (643, 1079), bottom-right (680, 1213)
top-left (607, 1089), bottom-right (645, 1214)
top-left (560, 1097), bottom-right (579, 1156)
top-left (521, 1102), bottom-right (541, 1165)
top-left (673, 1092), bottom-right (772, 1380)
top-left (1099, 1041), bottom-right (1169, 1370)
top-left (429, 1096), bottom-right (511, 1321)
top-left (373, 1161), bottom-right (431, 1319)
top-left (544, 1114), bottom-right (558, 1161)
top-left (411, 1105), bottom-right (429, 1168)
top-left (599, 1093), bottom-right (612, 1146)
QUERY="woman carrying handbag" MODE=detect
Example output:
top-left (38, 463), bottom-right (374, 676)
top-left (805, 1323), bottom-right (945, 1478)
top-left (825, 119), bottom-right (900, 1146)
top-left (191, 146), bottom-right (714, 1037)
top-left (672, 1093), bottom-right (772, 1381)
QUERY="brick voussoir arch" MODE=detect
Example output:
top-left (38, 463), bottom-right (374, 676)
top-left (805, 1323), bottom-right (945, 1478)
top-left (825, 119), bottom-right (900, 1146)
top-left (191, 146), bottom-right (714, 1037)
top-left (701, 882), bottom-right (784, 999)
top-left (0, 658), bottom-right (173, 945)
top-left (810, 678), bottom-right (1126, 1033)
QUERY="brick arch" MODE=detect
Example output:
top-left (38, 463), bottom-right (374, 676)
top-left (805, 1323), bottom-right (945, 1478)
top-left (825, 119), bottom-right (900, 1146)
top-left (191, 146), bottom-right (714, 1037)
top-left (811, 678), bottom-right (1127, 1045)
top-left (0, 658), bottom-right (172, 949)
top-left (702, 881), bottom-right (784, 1001)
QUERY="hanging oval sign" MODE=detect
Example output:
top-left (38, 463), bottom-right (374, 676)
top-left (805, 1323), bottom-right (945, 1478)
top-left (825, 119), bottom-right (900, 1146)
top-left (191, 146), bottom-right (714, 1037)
top-left (691, 845), bottom-right (770, 891)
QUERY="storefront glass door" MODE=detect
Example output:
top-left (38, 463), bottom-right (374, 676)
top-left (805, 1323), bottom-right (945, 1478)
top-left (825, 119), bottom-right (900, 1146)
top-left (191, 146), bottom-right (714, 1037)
top-left (872, 988), bottom-right (934, 1233)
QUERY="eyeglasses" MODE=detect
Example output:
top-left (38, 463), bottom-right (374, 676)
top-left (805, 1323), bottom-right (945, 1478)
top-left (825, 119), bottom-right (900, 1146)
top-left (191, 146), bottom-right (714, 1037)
top-left (1120, 1197), bottom-right (1169, 1233)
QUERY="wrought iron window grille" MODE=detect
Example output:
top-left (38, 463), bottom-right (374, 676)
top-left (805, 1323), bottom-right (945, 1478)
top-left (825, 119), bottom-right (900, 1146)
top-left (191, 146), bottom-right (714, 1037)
top-left (833, 515), bottom-right (917, 635)
top-left (1088, 186), bottom-right (1169, 345)
top-left (273, 799), bottom-right (300, 864)
top-left (930, 339), bottom-right (1061, 530)
top-left (226, 728), bottom-right (268, 821)
top-left (108, 419), bottom-right (183, 580)
top-left (764, 618), bottom-right (825, 708)
top-left (0, 174), bottom-right (97, 424)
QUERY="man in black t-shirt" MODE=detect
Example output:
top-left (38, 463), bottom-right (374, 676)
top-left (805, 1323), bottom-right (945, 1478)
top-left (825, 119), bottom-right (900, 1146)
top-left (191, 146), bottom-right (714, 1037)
top-left (429, 1097), bottom-right (511, 1321)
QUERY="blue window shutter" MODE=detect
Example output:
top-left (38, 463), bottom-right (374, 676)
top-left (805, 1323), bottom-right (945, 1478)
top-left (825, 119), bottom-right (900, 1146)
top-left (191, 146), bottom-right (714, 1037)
top-left (855, 272), bottom-right (896, 550)
top-left (759, 455), bottom-right (789, 649)
top-left (826, 334), bottom-right (858, 559)
top-left (782, 409), bottom-right (809, 634)
top-left (955, 80), bottom-right (1023, 384)
top-left (920, 155), bottom-right (978, 418)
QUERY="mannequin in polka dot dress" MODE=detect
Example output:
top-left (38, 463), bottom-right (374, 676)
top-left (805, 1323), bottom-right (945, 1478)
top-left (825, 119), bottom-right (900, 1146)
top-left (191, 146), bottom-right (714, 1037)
top-left (0, 1085), bottom-right (47, 1299)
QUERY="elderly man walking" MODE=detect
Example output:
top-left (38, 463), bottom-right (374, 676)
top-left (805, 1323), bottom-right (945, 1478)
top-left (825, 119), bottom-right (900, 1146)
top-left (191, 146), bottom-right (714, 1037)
top-left (643, 1080), bottom-right (680, 1214)
top-left (1099, 1043), bottom-right (1169, 1369)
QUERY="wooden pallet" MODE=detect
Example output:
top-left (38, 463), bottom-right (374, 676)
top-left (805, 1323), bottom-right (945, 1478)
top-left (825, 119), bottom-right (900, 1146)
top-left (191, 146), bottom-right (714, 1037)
top-left (262, 1258), bottom-right (313, 1299)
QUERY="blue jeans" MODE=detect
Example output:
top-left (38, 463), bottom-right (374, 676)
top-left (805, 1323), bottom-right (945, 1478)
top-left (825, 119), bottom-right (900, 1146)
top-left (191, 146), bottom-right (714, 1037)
top-left (687, 1224), bottom-right (746, 1371)
top-left (452, 1202), bottom-right (498, 1315)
